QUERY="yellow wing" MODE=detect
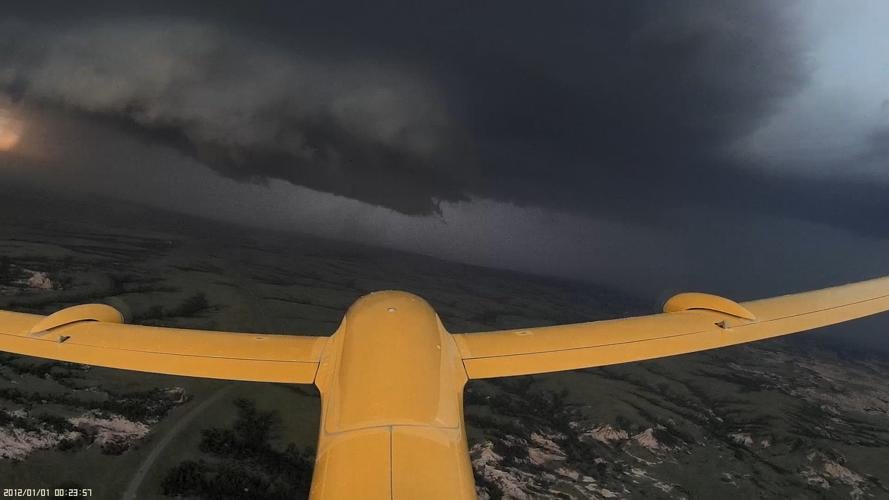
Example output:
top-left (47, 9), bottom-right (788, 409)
top-left (453, 276), bottom-right (889, 379)
top-left (0, 304), bottom-right (327, 384)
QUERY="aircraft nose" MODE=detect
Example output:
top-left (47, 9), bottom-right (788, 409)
top-left (351, 290), bottom-right (428, 313)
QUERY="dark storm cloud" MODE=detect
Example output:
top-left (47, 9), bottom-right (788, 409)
top-left (2, 1), bottom-right (815, 218)
top-left (862, 127), bottom-right (889, 170)
top-left (4, 1), bottom-right (889, 355)
top-left (0, 19), bottom-right (473, 213)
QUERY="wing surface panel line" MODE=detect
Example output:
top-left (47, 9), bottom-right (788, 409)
top-left (0, 332), bottom-right (324, 363)
top-left (456, 290), bottom-right (889, 361)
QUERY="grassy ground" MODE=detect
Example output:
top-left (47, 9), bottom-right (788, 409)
top-left (1, 190), bottom-right (888, 499)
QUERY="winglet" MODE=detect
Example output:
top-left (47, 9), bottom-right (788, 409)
top-left (663, 292), bottom-right (756, 320)
top-left (29, 304), bottom-right (125, 334)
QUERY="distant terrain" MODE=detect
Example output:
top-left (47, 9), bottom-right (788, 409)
top-left (1, 188), bottom-right (888, 499)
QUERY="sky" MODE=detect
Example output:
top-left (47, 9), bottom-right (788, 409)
top-left (1, 1), bottom-right (888, 307)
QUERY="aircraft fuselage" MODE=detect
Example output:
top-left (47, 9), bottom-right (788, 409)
top-left (310, 291), bottom-right (477, 499)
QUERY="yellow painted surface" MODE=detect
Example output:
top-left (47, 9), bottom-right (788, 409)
top-left (309, 428), bottom-right (393, 500)
top-left (0, 310), bottom-right (326, 383)
top-left (662, 292), bottom-right (756, 319)
top-left (454, 275), bottom-right (889, 379)
top-left (316, 292), bottom-right (466, 432)
top-left (29, 303), bottom-right (124, 333)
top-left (392, 426), bottom-right (476, 499)
top-left (311, 291), bottom-right (473, 499)
top-left (3, 276), bottom-right (889, 498)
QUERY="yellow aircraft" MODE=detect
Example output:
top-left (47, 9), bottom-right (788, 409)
top-left (2, 275), bottom-right (889, 499)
